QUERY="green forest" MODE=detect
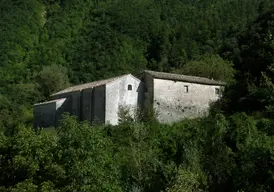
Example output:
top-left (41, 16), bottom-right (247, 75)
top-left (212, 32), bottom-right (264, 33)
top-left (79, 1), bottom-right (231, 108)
top-left (1, 0), bottom-right (274, 191)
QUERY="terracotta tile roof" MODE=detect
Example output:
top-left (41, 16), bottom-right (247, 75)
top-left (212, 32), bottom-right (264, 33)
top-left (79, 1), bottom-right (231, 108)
top-left (142, 70), bottom-right (226, 86)
top-left (51, 74), bottom-right (129, 97)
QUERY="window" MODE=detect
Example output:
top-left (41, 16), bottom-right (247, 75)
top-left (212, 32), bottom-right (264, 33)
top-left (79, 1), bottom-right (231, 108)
top-left (128, 84), bottom-right (132, 90)
top-left (215, 88), bottom-right (220, 95)
top-left (184, 85), bottom-right (189, 93)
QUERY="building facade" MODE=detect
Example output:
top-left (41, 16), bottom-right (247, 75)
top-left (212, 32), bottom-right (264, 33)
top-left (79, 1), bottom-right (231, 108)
top-left (140, 70), bottom-right (224, 124)
top-left (33, 70), bottom-right (225, 128)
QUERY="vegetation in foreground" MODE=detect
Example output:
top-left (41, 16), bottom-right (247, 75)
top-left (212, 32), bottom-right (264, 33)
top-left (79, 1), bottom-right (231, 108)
top-left (0, 113), bottom-right (273, 192)
top-left (1, 0), bottom-right (274, 191)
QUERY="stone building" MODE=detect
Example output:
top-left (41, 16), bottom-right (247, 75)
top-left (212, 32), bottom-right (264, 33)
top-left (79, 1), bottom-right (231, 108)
top-left (33, 70), bottom-right (225, 128)
top-left (139, 70), bottom-right (225, 123)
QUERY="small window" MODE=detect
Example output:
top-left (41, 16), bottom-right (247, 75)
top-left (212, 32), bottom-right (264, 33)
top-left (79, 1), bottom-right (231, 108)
top-left (184, 85), bottom-right (189, 93)
top-left (128, 84), bottom-right (132, 91)
top-left (215, 88), bottom-right (220, 95)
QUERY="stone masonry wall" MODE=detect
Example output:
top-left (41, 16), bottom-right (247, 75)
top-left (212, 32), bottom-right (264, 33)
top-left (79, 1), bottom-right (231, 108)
top-left (153, 78), bottom-right (222, 124)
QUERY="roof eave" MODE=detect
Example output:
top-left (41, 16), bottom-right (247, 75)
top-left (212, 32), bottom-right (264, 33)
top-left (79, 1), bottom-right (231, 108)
top-left (143, 70), bottom-right (226, 86)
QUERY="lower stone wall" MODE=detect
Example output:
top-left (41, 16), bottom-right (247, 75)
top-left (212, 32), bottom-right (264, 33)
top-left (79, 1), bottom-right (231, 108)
top-left (153, 78), bottom-right (222, 124)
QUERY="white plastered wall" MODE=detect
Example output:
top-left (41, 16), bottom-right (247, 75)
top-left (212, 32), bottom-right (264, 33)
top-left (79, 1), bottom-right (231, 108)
top-left (105, 75), bottom-right (143, 125)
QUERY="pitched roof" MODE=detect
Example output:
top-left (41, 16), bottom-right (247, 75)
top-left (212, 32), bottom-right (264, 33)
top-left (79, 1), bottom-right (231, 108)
top-left (142, 70), bottom-right (226, 86)
top-left (34, 98), bottom-right (66, 106)
top-left (51, 74), bottom-right (129, 97)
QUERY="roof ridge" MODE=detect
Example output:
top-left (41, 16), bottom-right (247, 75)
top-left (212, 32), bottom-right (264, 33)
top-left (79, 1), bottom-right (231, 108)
top-left (143, 70), bottom-right (226, 85)
top-left (51, 74), bottom-right (130, 97)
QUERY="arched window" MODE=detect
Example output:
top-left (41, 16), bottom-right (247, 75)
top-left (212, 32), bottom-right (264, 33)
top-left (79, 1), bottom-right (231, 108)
top-left (128, 84), bottom-right (132, 90)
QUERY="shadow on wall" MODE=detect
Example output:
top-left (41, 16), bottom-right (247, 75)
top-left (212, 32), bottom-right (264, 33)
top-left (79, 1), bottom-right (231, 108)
top-left (137, 81), bottom-right (145, 111)
top-left (55, 97), bottom-right (72, 127)
top-left (36, 80), bottom-right (146, 128)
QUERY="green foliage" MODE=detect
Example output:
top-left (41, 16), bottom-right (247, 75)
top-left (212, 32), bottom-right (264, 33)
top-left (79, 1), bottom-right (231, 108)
top-left (56, 115), bottom-right (122, 192)
top-left (175, 54), bottom-right (236, 84)
top-left (1, 0), bottom-right (274, 124)
top-left (168, 164), bottom-right (208, 192)
top-left (220, 7), bottom-right (274, 114)
top-left (117, 106), bottom-right (135, 124)
top-left (0, 125), bottom-right (60, 191)
top-left (0, 116), bottom-right (122, 192)
top-left (34, 64), bottom-right (70, 98)
top-left (1, 112), bottom-right (274, 191)
top-left (1, 0), bottom-right (274, 191)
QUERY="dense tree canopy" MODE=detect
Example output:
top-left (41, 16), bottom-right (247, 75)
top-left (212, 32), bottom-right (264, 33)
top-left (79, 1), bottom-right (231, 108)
top-left (174, 54), bottom-right (236, 84)
top-left (220, 6), bottom-right (274, 115)
top-left (0, 113), bottom-right (273, 191)
top-left (1, 0), bottom-right (274, 191)
top-left (1, 0), bottom-right (274, 126)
